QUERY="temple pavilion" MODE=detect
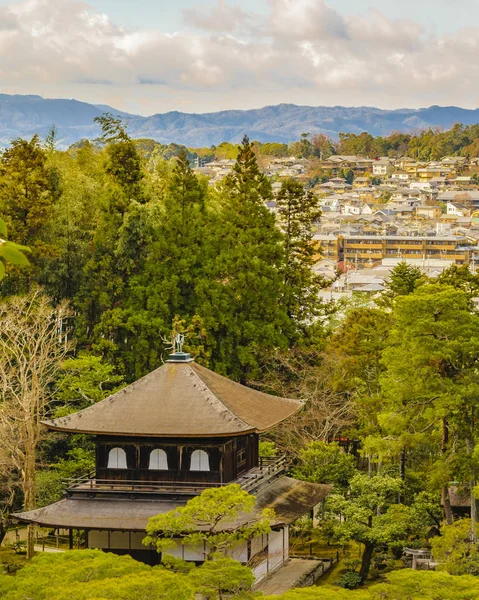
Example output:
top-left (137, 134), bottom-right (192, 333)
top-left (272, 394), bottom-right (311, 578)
top-left (15, 351), bottom-right (330, 581)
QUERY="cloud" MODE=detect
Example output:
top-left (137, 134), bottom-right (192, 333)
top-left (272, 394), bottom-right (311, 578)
top-left (183, 0), bottom-right (252, 33)
top-left (0, 0), bottom-right (479, 113)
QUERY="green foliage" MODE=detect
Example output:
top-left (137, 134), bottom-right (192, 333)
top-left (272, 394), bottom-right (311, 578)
top-left (379, 284), bottom-right (479, 498)
top-left (36, 447), bottom-right (95, 506)
top-left (276, 178), bottom-right (323, 326)
top-left (292, 441), bottom-right (356, 489)
top-left (267, 570), bottom-right (479, 599)
top-left (259, 440), bottom-right (277, 458)
top-left (264, 586), bottom-right (370, 599)
top-left (437, 264), bottom-right (479, 297)
top-left (94, 113), bottom-right (130, 144)
top-left (370, 569), bottom-right (479, 600)
top-left (56, 352), bottom-right (125, 412)
top-left (257, 142), bottom-right (290, 157)
top-left (326, 474), bottom-right (418, 582)
top-left (383, 261), bottom-right (424, 298)
top-left (0, 136), bottom-right (53, 291)
top-left (195, 135), bottom-right (289, 379)
top-left (337, 167), bottom-right (354, 184)
top-left (144, 484), bottom-right (273, 557)
top-left (431, 519), bottom-right (479, 576)
top-left (336, 571), bottom-right (363, 589)
top-left (0, 550), bottom-right (193, 600)
top-left (0, 218), bottom-right (30, 280)
top-left (188, 557), bottom-right (257, 600)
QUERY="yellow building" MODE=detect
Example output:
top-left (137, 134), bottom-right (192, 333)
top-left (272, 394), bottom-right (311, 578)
top-left (341, 235), bottom-right (473, 266)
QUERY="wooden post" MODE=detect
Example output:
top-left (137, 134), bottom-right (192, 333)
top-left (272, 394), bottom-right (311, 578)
top-left (69, 529), bottom-right (73, 550)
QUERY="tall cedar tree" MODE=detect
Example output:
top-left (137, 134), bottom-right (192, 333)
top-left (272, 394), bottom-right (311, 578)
top-left (90, 149), bottom-right (208, 380)
top-left (276, 178), bottom-right (322, 325)
top-left (197, 135), bottom-right (288, 381)
top-left (142, 147), bottom-right (207, 316)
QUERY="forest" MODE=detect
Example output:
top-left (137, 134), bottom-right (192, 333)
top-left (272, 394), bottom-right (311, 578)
top-left (2, 115), bottom-right (479, 598)
top-left (189, 122), bottom-right (479, 162)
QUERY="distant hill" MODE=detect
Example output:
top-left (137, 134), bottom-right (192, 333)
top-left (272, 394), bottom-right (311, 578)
top-left (1, 94), bottom-right (479, 147)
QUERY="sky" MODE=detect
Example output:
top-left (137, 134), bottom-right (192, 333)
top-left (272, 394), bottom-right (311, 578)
top-left (0, 0), bottom-right (478, 115)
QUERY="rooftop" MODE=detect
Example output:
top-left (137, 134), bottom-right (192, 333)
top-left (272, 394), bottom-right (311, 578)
top-left (43, 358), bottom-right (303, 438)
top-left (13, 476), bottom-right (331, 531)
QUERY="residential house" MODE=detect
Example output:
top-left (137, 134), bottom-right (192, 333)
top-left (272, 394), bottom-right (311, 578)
top-left (446, 202), bottom-right (471, 217)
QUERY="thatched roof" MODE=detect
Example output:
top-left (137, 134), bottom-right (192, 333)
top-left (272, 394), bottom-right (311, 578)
top-left (42, 360), bottom-right (303, 438)
top-left (13, 477), bottom-right (330, 531)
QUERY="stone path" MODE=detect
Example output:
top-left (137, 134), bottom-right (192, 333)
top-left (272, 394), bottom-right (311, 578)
top-left (254, 558), bottom-right (324, 596)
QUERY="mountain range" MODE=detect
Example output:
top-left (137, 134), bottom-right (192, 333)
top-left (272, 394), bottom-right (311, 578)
top-left (1, 94), bottom-right (479, 148)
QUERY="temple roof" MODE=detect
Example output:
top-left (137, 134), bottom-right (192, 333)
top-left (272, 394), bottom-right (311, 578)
top-left (42, 360), bottom-right (303, 437)
top-left (13, 477), bottom-right (331, 530)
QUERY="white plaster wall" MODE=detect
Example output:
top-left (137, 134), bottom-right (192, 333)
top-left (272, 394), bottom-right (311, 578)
top-left (251, 533), bottom-right (267, 557)
top-left (229, 541), bottom-right (248, 563)
top-left (252, 560), bottom-right (268, 583)
top-left (183, 543), bottom-right (206, 561)
top-left (284, 526), bottom-right (289, 559)
top-left (268, 529), bottom-right (285, 572)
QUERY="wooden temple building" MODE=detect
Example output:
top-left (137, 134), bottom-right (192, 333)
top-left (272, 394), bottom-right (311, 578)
top-left (14, 351), bottom-right (330, 581)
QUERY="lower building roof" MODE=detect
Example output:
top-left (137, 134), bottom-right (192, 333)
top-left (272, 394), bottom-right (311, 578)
top-left (13, 477), bottom-right (331, 531)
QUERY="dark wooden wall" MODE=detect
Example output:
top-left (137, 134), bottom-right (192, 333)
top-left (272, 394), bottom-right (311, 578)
top-left (95, 434), bottom-right (259, 484)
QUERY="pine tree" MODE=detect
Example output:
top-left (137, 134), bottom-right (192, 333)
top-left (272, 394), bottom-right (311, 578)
top-left (276, 178), bottom-right (322, 326)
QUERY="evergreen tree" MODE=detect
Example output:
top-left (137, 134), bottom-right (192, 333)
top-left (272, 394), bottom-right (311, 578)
top-left (146, 147), bottom-right (207, 316)
top-left (88, 149), bottom-right (209, 380)
top-left (276, 178), bottom-right (322, 325)
top-left (379, 284), bottom-right (479, 525)
top-left (0, 136), bottom-right (54, 292)
top-left (196, 135), bottom-right (289, 380)
top-left (384, 261), bottom-right (424, 297)
top-left (94, 113), bottom-right (144, 208)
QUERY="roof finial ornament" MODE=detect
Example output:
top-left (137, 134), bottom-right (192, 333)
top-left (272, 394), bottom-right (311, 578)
top-left (162, 329), bottom-right (193, 362)
top-left (175, 333), bottom-right (185, 353)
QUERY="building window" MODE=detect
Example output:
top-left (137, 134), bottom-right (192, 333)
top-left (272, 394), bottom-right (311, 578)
top-left (107, 447), bottom-right (127, 469)
top-left (190, 449), bottom-right (210, 471)
top-left (149, 449), bottom-right (168, 470)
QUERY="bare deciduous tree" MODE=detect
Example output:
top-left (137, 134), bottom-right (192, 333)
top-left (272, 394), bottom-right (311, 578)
top-left (255, 348), bottom-right (355, 455)
top-left (0, 289), bottom-right (70, 557)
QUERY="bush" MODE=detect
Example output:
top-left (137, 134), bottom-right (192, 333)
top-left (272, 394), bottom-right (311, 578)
top-left (336, 571), bottom-right (362, 589)
top-left (343, 558), bottom-right (361, 572)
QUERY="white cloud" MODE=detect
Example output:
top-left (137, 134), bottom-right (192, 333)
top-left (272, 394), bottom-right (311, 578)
top-left (0, 0), bottom-right (479, 113)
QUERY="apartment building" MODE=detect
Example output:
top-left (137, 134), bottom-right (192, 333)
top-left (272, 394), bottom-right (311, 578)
top-left (341, 235), bottom-right (474, 266)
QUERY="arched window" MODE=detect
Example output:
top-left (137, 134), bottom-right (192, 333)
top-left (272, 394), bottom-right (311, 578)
top-left (107, 447), bottom-right (127, 469)
top-left (149, 449), bottom-right (168, 470)
top-left (190, 449), bottom-right (210, 471)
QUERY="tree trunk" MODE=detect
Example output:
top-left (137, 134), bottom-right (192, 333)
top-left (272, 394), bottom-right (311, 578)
top-left (0, 520), bottom-right (7, 546)
top-left (468, 409), bottom-right (477, 541)
top-left (400, 449), bottom-right (406, 480)
top-left (442, 487), bottom-right (454, 526)
top-left (359, 543), bottom-right (375, 584)
top-left (24, 437), bottom-right (37, 559)
top-left (442, 418), bottom-right (454, 525)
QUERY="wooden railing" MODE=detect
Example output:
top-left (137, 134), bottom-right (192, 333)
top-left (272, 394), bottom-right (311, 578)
top-left (64, 456), bottom-right (289, 496)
